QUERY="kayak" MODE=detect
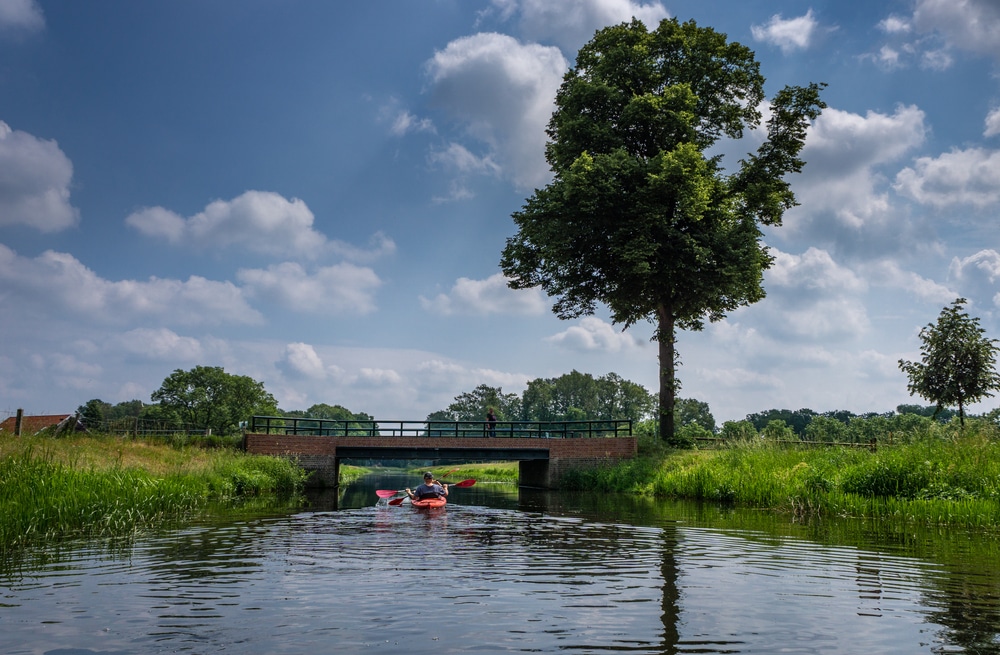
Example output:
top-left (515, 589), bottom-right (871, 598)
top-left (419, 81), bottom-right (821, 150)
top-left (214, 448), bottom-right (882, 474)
top-left (410, 496), bottom-right (447, 508)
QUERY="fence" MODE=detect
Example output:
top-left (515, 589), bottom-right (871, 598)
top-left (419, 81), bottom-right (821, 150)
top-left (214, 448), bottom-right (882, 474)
top-left (249, 416), bottom-right (632, 439)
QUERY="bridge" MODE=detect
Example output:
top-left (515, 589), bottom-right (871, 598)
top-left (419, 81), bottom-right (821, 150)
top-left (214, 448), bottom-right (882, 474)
top-left (243, 416), bottom-right (637, 489)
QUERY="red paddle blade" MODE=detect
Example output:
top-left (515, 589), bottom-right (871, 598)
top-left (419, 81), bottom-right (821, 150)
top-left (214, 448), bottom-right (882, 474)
top-left (375, 489), bottom-right (401, 498)
top-left (452, 479), bottom-right (476, 488)
top-left (388, 497), bottom-right (407, 506)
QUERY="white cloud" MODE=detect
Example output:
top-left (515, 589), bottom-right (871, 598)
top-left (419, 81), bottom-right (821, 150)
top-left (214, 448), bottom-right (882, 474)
top-left (759, 248), bottom-right (871, 341)
top-left (986, 108), bottom-right (1000, 138)
top-left (419, 273), bottom-right (547, 315)
top-left (238, 261), bottom-right (382, 315)
top-left (752, 9), bottom-right (820, 54)
top-left (949, 250), bottom-right (1000, 311)
top-left (425, 32), bottom-right (567, 191)
top-left (279, 342), bottom-right (328, 380)
top-left (0, 121), bottom-right (78, 231)
top-left (118, 328), bottom-right (204, 362)
top-left (127, 191), bottom-right (330, 259)
top-left (894, 148), bottom-right (1000, 209)
top-left (863, 260), bottom-right (956, 304)
top-left (357, 367), bottom-right (403, 387)
top-left (878, 15), bottom-right (911, 34)
top-left (912, 0), bottom-right (1000, 59)
top-left (494, 0), bottom-right (669, 53)
top-left (0, 243), bottom-right (262, 326)
top-left (428, 142), bottom-right (502, 176)
top-left (0, 0), bottom-right (44, 34)
top-left (389, 110), bottom-right (434, 137)
top-left (784, 104), bottom-right (927, 251)
top-left (546, 316), bottom-right (642, 353)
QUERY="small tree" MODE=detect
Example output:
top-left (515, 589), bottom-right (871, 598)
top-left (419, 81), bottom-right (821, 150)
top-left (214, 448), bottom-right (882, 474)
top-left (898, 298), bottom-right (1000, 427)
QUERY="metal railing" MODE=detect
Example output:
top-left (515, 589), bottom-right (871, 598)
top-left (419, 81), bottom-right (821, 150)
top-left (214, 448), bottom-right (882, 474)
top-left (249, 416), bottom-right (632, 438)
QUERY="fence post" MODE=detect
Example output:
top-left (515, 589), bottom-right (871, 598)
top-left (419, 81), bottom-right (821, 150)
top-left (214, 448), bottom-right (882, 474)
top-left (14, 408), bottom-right (23, 436)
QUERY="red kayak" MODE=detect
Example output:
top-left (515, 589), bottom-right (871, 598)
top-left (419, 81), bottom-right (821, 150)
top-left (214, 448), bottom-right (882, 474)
top-left (410, 496), bottom-right (447, 508)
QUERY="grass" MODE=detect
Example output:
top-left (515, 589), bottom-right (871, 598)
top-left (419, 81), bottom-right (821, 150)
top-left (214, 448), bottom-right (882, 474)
top-left (562, 419), bottom-right (1000, 529)
top-left (406, 461), bottom-right (519, 482)
top-left (0, 433), bottom-right (308, 552)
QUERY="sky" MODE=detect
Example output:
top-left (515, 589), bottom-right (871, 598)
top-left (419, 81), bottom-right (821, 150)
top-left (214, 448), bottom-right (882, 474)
top-left (2, 0), bottom-right (1000, 426)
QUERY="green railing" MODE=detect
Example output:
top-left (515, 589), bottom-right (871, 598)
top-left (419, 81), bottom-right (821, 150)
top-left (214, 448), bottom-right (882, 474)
top-left (249, 416), bottom-right (632, 438)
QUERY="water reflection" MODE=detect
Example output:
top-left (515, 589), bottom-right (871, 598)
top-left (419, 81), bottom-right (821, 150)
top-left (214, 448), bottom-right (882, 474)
top-left (0, 475), bottom-right (997, 654)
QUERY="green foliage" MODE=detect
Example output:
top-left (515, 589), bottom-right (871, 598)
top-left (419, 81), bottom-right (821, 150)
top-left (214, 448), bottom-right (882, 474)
top-left (501, 17), bottom-right (825, 442)
top-left (746, 408), bottom-right (817, 435)
top-left (151, 366), bottom-right (278, 436)
top-left (719, 420), bottom-right (758, 441)
top-left (899, 298), bottom-right (1000, 426)
top-left (760, 419), bottom-right (796, 440)
top-left (445, 384), bottom-right (521, 422)
top-left (675, 397), bottom-right (716, 432)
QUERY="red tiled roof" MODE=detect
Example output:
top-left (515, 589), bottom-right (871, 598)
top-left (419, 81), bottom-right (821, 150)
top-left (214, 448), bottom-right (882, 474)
top-left (0, 414), bottom-right (73, 435)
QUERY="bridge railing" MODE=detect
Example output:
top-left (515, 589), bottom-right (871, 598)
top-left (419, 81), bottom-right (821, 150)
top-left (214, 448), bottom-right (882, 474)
top-left (249, 416), bottom-right (632, 439)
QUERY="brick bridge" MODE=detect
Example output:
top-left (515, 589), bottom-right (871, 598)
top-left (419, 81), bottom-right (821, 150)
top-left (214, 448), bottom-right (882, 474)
top-left (243, 417), bottom-right (637, 489)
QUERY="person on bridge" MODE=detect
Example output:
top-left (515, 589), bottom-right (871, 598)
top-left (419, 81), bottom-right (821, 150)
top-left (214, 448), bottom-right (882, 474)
top-left (487, 407), bottom-right (497, 437)
top-left (406, 472), bottom-right (449, 501)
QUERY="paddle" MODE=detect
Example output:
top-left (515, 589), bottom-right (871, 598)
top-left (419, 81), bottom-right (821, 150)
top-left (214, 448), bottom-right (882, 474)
top-left (384, 478), bottom-right (477, 506)
top-left (375, 468), bottom-right (462, 498)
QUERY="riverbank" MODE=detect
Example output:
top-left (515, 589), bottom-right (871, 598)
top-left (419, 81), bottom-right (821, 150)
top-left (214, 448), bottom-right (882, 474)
top-left (0, 433), bottom-right (309, 552)
top-left (564, 420), bottom-right (1000, 529)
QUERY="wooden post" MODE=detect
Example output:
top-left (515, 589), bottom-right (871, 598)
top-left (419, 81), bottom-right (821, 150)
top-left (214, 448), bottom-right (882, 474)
top-left (14, 408), bottom-right (23, 437)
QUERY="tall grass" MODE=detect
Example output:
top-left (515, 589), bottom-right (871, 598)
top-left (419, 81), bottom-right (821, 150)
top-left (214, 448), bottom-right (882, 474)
top-left (0, 434), bottom-right (308, 552)
top-left (563, 420), bottom-right (1000, 529)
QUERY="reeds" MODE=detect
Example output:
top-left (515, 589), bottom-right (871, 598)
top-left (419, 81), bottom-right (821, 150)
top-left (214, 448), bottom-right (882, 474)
top-left (0, 434), bottom-right (307, 551)
top-left (563, 420), bottom-right (1000, 529)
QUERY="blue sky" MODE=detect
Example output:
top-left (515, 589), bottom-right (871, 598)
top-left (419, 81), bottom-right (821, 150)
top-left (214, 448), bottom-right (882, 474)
top-left (2, 0), bottom-right (1000, 425)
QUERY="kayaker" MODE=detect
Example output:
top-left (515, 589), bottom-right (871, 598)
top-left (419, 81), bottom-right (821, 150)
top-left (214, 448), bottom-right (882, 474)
top-left (406, 472), bottom-right (449, 501)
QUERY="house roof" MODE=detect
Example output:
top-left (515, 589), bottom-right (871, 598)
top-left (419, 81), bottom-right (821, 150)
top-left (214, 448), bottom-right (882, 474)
top-left (0, 414), bottom-right (73, 435)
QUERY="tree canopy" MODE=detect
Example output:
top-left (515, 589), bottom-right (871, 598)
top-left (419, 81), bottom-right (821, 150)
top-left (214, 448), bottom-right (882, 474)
top-left (898, 298), bottom-right (1000, 426)
top-left (500, 18), bottom-right (825, 442)
top-left (151, 366), bottom-right (278, 436)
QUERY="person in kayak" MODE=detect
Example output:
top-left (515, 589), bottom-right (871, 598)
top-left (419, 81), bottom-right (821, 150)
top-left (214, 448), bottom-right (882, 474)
top-left (406, 472), bottom-right (449, 501)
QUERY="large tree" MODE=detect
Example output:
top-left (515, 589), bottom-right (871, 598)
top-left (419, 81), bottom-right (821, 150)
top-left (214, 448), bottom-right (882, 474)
top-left (151, 366), bottom-right (278, 435)
top-left (898, 298), bottom-right (1000, 427)
top-left (500, 18), bottom-right (824, 442)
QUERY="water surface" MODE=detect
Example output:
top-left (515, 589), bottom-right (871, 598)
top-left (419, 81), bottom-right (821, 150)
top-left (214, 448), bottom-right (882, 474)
top-left (2, 474), bottom-right (999, 654)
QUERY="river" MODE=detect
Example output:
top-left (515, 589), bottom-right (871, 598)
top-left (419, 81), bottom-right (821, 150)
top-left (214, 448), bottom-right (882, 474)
top-left (2, 472), bottom-right (999, 654)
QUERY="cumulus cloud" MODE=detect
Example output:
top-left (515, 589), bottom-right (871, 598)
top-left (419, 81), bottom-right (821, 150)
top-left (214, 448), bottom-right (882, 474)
top-left (238, 261), bottom-right (382, 315)
top-left (757, 247), bottom-right (871, 341)
top-left (425, 32), bottom-right (567, 191)
top-left (545, 316), bottom-right (642, 352)
top-left (986, 108), bottom-right (1000, 138)
top-left (949, 250), bottom-right (1000, 311)
top-left (911, 0), bottom-right (1000, 59)
top-left (118, 328), bottom-right (204, 362)
top-left (0, 0), bottom-right (44, 34)
top-left (0, 243), bottom-right (262, 326)
top-left (783, 104), bottom-right (927, 252)
top-left (419, 272), bottom-right (547, 315)
top-left (894, 148), bottom-right (1000, 209)
top-left (491, 0), bottom-right (669, 53)
top-left (279, 342), bottom-right (328, 380)
top-left (872, 0), bottom-right (1000, 70)
top-left (751, 9), bottom-right (821, 54)
top-left (0, 121), bottom-right (79, 231)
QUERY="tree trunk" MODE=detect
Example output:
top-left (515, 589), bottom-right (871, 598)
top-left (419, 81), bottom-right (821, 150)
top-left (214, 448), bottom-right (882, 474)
top-left (657, 303), bottom-right (676, 443)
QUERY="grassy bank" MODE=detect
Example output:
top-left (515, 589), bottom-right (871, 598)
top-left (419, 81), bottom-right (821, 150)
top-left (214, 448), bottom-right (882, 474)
top-left (563, 420), bottom-right (1000, 529)
top-left (0, 433), bottom-right (308, 551)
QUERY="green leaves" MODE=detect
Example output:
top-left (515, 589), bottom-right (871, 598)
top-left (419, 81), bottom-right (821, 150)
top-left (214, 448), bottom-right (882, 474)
top-left (500, 17), bottom-right (824, 441)
top-left (898, 298), bottom-right (1000, 426)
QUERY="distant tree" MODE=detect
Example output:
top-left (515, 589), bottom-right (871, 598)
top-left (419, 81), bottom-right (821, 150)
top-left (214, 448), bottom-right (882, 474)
top-left (820, 409), bottom-right (857, 424)
top-left (519, 370), bottom-right (654, 423)
top-left (898, 298), bottom-right (1000, 427)
top-left (895, 403), bottom-right (956, 422)
top-left (719, 420), bottom-right (757, 440)
top-left (151, 366), bottom-right (278, 435)
top-left (675, 398), bottom-right (716, 433)
top-left (77, 399), bottom-right (111, 428)
top-left (746, 408), bottom-right (816, 436)
top-left (108, 399), bottom-right (145, 420)
top-left (804, 415), bottom-right (848, 443)
top-left (500, 18), bottom-right (825, 443)
top-left (760, 419), bottom-right (796, 441)
top-left (447, 384), bottom-right (521, 423)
